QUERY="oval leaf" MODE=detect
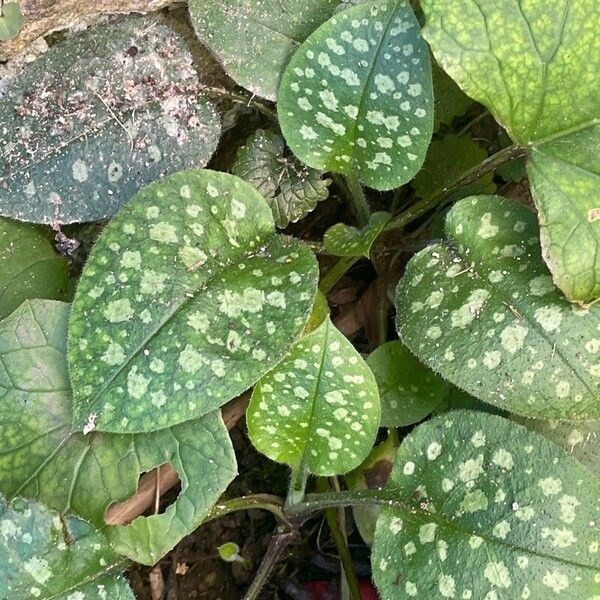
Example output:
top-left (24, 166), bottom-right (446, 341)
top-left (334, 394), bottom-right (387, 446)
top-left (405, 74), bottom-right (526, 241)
top-left (372, 410), bottom-right (600, 599)
top-left (0, 300), bottom-right (237, 565)
top-left (0, 495), bottom-right (133, 600)
top-left (396, 195), bottom-right (600, 419)
top-left (324, 211), bottom-right (390, 258)
top-left (0, 217), bottom-right (68, 320)
top-left (0, 16), bottom-right (220, 225)
top-left (278, 0), bottom-right (433, 191)
top-left (421, 0), bottom-right (600, 302)
top-left (247, 316), bottom-right (380, 476)
top-left (367, 341), bottom-right (446, 427)
top-left (68, 169), bottom-right (318, 433)
top-left (232, 129), bottom-right (330, 228)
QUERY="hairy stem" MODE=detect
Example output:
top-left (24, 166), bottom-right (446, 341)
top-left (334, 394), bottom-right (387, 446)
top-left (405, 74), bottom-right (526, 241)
top-left (344, 172), bottom-right (371, 226)
top-left (205, 494), bottom-right (288, 525)
top-left (199, 85), bottom-right (277, 121)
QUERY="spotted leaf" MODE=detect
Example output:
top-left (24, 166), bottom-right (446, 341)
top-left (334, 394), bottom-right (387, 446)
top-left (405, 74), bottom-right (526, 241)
top-left (396, 195), bottom-right (600, 420)
top-left (0, 2), bottom-right (24, 41)
top-left (0, 495), bottom-right (134, 600)
top-left (324, 211), bottom-right (390, 257)
top-left (68, 170), bottom-right (318, 433)
top-left (0, 300), bottom-right (237, 565)
top-left (189, 0), bottom-right (338, 101)
top-left (278, 0), bottom-right (433, 191)
top-left (372, 410), bottom-right (600, 599)
top-left (232, 129), bottom-right (330, 228)
top-left (422, 0), bottom-right (600, 302)
top-left (0, 217), bottom-right (68, 320)
top-left (0, 16), bottom-right (220, 225)
top-left (366, 341), bottom-right (447, 427)
top-left (247, 316), bottom-right (380, 476)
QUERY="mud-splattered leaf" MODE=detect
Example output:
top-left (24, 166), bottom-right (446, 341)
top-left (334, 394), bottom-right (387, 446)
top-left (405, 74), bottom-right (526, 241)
top-left (366, 341), bottom-right (446, 427)
top-left (0, 16), bottom-right (220, 225)
top-left (421, 0), bottom-right (600, 302)
top-left (189, 0), bottom-right (338, 101)
top-left (395, 195), bottom-right (600, 420)
top-left (0, 300), bottom-right (237, 565)
top-left (0, 218), bottom-right (68, 320)
top-left (0, 2), bottom-right (24, 41)
top-left (247, 316), bottom-right (380, 476)
top-left (0, 495), bottom-right (134, 600)
top-left (324, 211), bottom-right (390, 258)
top-left (232, 129), bottom-right (330, 228)
top-left (412, 134), bottom-right (495, 202)
top-left (68, 170), bottom-right (318, 433)
top-left (372, 410), bottom-right (600, 599)
top-left (278, 0), bottom-right (433, 191)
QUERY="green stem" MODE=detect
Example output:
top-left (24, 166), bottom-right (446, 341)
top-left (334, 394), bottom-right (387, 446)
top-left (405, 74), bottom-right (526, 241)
top-left (199, 85), bottom-right (278, 121)
top-left (205, 494), bottom-right (288, 526)
top-left (344, 172), bottom-right (371, 226)
top-left (287, 465), bottom-right (309, 507)
top-left (319, 256), bottom-right (360, 294)
top-left (385, 143), bottom-right (526, 232)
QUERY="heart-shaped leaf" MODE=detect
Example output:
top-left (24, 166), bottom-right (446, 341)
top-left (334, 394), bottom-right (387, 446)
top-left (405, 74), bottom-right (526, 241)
top-left (0, 300), bottom-right (237, 565)
top-left (247, 316), bottom-right (380, 476)
top-left (68, 169), bottom-right (318, 433)
top-left (278, 0), bottom-right (433, 191)
top-left (189, 0), bottom-right (338, 101)
top-left (0, 2), bottom-right (24, 41)
top-left (0, 16), bottom-right (221, 225)
top-left (421, 0), bottom-right (600, 302)
top-left (232, 129), bottom-right (330, 228)
top-left (395, 195), bottom-right (600, 420)
top-left (372, 410), bottom-right (600, 599)
top-left (0, 217), bottom-right (68, 320)
top-left (0, 495), bottom-right (133, 600)
top-left (366, 341), bottom-right (446, 427)
top-left (324, 211), bottom-right (390, 257)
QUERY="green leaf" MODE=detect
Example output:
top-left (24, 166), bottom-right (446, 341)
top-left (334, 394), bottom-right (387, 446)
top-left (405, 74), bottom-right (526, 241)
top-left (411, 134), bottom-right (496, 202)
top-left (232, 129), bottom-right (330, 228)
top-left (247, 316), bottom-right (380, 476)
top-left (0, 218), bottom-right (68, 320)
top-left (0, 300), bottom-right (237, 565)
top-left (372, 410), bottom-right (600, 600)
top-left (366, 341), bottom-right (446, 427)
top-left (68, 169), bottom-right (318, 433)
top-left (0, 16), bottom-right (221, 225)
top-left (421, 0), bottom-right (600, 302)
top-left (431, 61), bottom-right (472, 131)
top-left (0, 2), bottom-right (25, 41)
top-left (189, 0), bottom-right (338, 101)
top-left (395, 195), bottom-right (600, 420)
top-left (324, 211), bottom-right (390, 257)
top-left (278, 0), bottom-right (434, 191)
top-left (0, 495), bottom-right (134, 600)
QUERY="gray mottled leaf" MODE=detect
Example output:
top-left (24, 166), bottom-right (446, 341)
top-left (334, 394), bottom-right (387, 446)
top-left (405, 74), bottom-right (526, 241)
top-left (324, 211), bottom-right (390, 258)
top-left (0, 495), bottom-right (134, 600)
top-left (278, 0), bottom-right (433, 191)
top-left (395, 195), bottom-right (600, 420)
top-left (0, 16), bottom-right (220, 225)
top-left (0, 300), bottom-right (237, 565)
top-left (0, 217), bottom-right (68, 320)
top-left (68, 169), bottom-right (318, 433)
top-left (247, 316), bottom-right (380, 476)
top-left (232, 129), bottom-right (330, 228)
top-left (372, 410), bottom-right (600, 599)
top-left (189, 0), bottom-right (339, 101)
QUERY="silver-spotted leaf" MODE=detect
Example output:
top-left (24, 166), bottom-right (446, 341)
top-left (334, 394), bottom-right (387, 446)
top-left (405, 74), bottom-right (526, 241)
top-left (247, 316), bottom-right (380, 476)
top-left (0, 217), bottom-right (68, 320)
top-left (68, 169), bottom-right (318, 433)
top-left (232, 129), bottom-right (330, 228)
top-left (324, 211), bottom-right (390, 258)
top-left (0, 16), bottom-right (220, 225)
top-left (0, 2), bottom-right (24, 41)
top-left (0, 300), bottom-right (237, 565)
top-left (189, 0), bottom-right (338, 101)
top-left (367, 341), bottom-right (447, 427)
top-left (421, 0), bottom-right (600, 302)
top-left (0, 495), bottom-right (133, 600)
top-left (372, 410), bottom-right (600, 599)
top-left (396, 195), bottom-right (600, 420)
top-left (278, 0), bottom-right (433, 191)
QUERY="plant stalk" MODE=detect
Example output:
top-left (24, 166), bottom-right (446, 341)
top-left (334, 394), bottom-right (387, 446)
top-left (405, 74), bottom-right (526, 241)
top-left (344, 172), bottom-right (371, 226)
top-left (319, 256), bottom-right (360, 294)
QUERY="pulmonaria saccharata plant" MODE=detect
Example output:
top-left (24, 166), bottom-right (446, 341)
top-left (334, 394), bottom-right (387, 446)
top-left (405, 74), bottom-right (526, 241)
top-left (0, 0), bottom-right (598, 599)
